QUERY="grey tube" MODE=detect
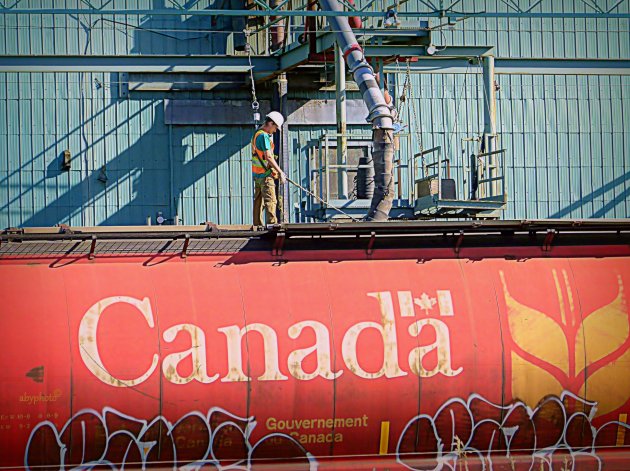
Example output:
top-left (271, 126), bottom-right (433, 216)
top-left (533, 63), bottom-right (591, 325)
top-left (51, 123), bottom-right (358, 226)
top-left (318, 0), bottom-right (395, 221)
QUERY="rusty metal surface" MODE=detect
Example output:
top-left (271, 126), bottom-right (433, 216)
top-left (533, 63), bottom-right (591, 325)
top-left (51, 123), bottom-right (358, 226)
top-left (0, 243), bottom-right (629, 469)
top-left (2, 220), bottom-right (630, 259)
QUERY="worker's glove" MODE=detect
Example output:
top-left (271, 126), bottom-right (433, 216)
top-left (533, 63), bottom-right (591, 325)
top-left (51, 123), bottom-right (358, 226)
top-left (271, 170), bottom-right (287, 184)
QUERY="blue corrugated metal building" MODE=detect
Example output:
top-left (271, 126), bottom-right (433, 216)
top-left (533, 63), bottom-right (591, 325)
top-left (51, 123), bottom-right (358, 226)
top-left (0, 0), bottom-right (628, 227)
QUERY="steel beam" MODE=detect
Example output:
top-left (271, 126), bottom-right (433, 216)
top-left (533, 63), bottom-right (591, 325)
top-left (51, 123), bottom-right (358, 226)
top-left (163, 99), bottom-right (371, 125)
top-left (272, 74), bottom-right (290, 223)
top-left (357, 45), bottom-right (494, 57)
top-left (277, 32), bottom-right (337, 75)
top-left (433, 46), bottom-right (495, 57)
top-left (0, 55), bottom-right (280, 73)
top-left (387, 58), bottom-right (630, 75)
top-left (124, 73), bottom-right (246, 92)
top-left (276, 33), bottom-right (453, 71)
top-left (482, 56), bottom-right (496, 140)
top-left (363, 27), bottom-right (430, 38)
top-left (482, 56), bottom-right (498, 197)
top-left (335, 46), bottom-right (348, 199)
top-left (364, 46), bottom-right (428, 57)
top-left (493, 58), bottom-right (630, 75)
top-left (3, 55), bottom-right (628, 77)
top-left (2, 8), bottom-right (630, 18)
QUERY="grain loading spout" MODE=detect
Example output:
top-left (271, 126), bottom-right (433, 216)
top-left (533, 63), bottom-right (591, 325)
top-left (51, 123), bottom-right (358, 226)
top-left (317, 0), bottom-right (395, 221)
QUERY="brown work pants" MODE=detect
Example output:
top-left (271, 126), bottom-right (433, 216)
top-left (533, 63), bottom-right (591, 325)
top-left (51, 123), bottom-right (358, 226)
top-left (253, 176), bottom-right (277, 226)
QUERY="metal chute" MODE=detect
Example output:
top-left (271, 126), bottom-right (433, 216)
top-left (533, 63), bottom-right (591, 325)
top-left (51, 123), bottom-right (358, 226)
top-left (317, 0), bottom-right (396, 221)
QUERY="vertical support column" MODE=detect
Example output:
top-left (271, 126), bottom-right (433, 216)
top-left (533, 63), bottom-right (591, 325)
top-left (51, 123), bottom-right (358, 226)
top-left (335, 46), bottom-right (348, 199)
top-left (168, 124), bottom-right (178, 224)
top-left (482, 55), bottom-right (497, 149)
top-left (229, 0), bottom-right (247, 52)
top-left (482, 55), bottom-right (497, 197)
top-left (270, 0), bottom-right (286, 51)
top-left (377, 58), bottom-right (385, 92)
top-left (272, 74), bottom-right (289, 223)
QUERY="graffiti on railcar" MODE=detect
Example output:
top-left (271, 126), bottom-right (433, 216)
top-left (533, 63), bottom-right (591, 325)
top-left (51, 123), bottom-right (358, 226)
top-left (396, 391), bottom-right (630, 471)
top-left (24, 407), bottom-right (316, 470)
top-left (24, 392), bottom-right (630, 470)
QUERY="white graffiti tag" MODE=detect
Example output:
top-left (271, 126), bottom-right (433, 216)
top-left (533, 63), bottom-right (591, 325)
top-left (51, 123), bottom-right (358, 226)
top-left (24, 407), bottom-right (317, 470)
top-left (396, 391), bottom-right (630, 471)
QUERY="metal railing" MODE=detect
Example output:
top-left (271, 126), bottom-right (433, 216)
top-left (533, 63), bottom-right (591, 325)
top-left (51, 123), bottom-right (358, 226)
top-left (308, 132), bottom-right (412, 211)
top-left (413, 146), bottom-right (450, 199)
top-left (475, 148), bottom-right (506, 201)
top-left (414, 144), bottom-right (506, 202)
top-left (305, 132), bottom-right (507, 218)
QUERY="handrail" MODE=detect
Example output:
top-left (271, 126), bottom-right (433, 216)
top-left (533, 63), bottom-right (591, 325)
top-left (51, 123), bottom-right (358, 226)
top-left (313, 132), bottom-right (412, 208)
top-left (425, 158), bottom-right (451, 179)
top-left (476, 149), bottom-right (505, 197)
top-left (326, 163), bottom-right (406, 169)
top-left (477, 149), bottom-right (506, 158)
top-left (319, 133), bottom-right (374, 139)
top-left (478, 176), bottom-right (504, 184)
top-left (307, 133), bottom-right (505, 215)
top-left (413, 146), bottom-right (440, 158)
top-left (412, 146), bottom-right (443, 198)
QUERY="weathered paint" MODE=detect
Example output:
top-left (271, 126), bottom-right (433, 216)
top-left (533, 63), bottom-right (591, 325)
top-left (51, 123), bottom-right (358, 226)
top-left (0, 246), bottom-right (629, 469)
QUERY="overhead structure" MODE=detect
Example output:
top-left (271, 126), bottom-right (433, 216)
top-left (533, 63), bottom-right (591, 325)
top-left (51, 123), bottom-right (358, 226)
top-left (2, 6), bottom-right (630, 19)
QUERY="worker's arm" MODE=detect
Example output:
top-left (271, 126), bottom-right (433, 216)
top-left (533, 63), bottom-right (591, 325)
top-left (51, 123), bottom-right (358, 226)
top-left (264, 150), bottom-right (286, 183)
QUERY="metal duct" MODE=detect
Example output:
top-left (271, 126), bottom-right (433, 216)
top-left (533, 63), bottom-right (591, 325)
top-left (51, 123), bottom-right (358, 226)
top-left (317, 0), bottom-right (395, 221)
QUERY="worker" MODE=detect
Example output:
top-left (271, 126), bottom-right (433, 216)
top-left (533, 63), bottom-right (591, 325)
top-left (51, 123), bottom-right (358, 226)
top-left (252, 111), bottom-right (286, 226)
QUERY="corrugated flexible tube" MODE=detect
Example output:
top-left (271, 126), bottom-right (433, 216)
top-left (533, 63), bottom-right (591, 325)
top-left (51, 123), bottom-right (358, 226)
top-left (317, 0), bottom-right (395, 221)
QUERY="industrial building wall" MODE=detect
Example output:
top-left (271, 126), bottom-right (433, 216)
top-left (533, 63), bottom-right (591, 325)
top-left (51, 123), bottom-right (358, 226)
top-left (0, 77), bottom-right (260, 227)
top-left (436, 0), bottom-right (629, 60)
top-left (404, 73), bottom-right (629, 219)
top-left (400, 0), bottom-right (630, 219)
top-left (0, 0), bottom-right (628, 227)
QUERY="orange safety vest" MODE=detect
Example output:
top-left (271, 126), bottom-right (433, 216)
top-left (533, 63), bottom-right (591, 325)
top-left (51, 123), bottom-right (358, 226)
top-left (252, 129), bottom-right (275, 178)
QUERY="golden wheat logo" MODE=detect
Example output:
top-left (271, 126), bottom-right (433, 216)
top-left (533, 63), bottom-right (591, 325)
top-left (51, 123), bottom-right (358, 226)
top-left (500, 270), bottom-right (630, 416)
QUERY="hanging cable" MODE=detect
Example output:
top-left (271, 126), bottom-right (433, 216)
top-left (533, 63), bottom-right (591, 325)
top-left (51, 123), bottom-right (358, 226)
top-left (449, 58), bottom-right (471, 159)
top-left (285, 176), bottom-right (360, 221)
top-left (244, 29), bottom-right (261, 127)
top-left (405, 58), bottom-right (424, 174)
top-left (393, 56), bottom-right (407, 123)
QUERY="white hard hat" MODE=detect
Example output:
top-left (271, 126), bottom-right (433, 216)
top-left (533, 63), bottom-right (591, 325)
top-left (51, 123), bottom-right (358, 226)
top-left (266, 111), bottom-right (285, 127)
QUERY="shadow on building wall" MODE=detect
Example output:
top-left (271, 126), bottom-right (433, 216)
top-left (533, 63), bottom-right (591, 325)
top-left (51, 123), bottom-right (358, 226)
top-left (3, 80), bottom-right (249, 227)
top-left (550, 171), bottom-right (630, 219)
top-left (131, 0), bottom-right (246, 56)
top-left (0, 0), bottom-right (255, 228)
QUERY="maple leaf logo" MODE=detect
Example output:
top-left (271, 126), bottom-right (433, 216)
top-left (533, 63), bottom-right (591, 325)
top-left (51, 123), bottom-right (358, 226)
top-left (500, 270), bottom-right (630, 417)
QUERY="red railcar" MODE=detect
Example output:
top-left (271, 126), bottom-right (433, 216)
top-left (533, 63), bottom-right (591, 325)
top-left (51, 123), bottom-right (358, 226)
top-left (1, 221), bottom-right (629, 470)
